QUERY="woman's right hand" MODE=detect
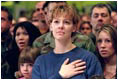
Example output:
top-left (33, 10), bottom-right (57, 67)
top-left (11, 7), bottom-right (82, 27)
top-left (59, 58), bottom-right (86, 79)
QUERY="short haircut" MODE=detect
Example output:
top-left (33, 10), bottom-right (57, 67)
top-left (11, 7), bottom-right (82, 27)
top-left (42, 1), bottom-right (66, 10)
top-left (1, 6), bottom-right (13, 21)
top-left (50, 5), bottom-right (79, 37)
top-left (90, 3), bottom-right (112, 16)
top-left (50, 4), bottom-right (79, 26)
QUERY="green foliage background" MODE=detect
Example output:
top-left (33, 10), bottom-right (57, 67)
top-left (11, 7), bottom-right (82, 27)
top-left (1, 1), bottom-right (117, 20)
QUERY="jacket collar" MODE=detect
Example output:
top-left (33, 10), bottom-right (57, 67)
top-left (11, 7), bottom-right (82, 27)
top-left (44, 32), bottom-right (55, 48)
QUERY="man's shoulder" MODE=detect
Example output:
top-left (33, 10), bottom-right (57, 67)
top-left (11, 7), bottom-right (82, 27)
top-left (73, 32), bottom-right (90, 40)
top-left (34, 32), bottom-right (50, 42)
top-left (72, 32), bottom-right (92, 44)
top-left (72, 32), bottom-right (95, 53)
top-left (33, 32), bottom-right (52, 45)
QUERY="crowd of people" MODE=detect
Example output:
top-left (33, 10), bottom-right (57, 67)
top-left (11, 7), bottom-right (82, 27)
top-left (1, 1), bottom-right (117, 79)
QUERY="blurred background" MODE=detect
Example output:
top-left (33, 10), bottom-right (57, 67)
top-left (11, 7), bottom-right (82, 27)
top-left (1, 1), bottom-right (117, 20)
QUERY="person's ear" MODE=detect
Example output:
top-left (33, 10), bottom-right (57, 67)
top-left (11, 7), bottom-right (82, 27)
top-left (72, 25), bottom-right (77, 32)
top-left (50, 24), bottom-right (53, 31)
top-left (8, 21), bottom-right (12, 28)
top-left (110, 18), bottom-right (113, 24)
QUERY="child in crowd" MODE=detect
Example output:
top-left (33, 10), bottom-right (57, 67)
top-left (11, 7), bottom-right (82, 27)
top-left (16, 47), bottom-right (39, 79)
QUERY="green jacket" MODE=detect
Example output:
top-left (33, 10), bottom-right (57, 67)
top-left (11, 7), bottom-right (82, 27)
top-left (33, 32), bottom-right (95, 54)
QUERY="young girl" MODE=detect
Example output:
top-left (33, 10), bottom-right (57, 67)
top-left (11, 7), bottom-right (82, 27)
top-left (17, 47), bottom-right (39, 79)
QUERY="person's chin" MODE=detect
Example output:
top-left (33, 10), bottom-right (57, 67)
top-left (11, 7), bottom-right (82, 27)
top-left (19, 47), bottom-right (24, 51)
top-left (23, 74), bottom-right (30, 78)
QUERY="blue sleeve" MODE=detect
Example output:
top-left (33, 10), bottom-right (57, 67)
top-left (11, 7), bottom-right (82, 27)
top-left (32, 57), bottom-right (41, 79)
top-left (86, 54), bottom-right (103, 78)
